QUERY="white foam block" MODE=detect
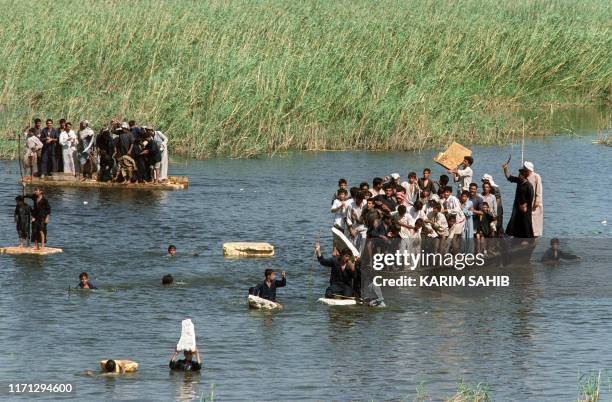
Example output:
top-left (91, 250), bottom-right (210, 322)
top-left (317, 297), bottom-right (357, 306)
top-left (248, 294), bottom-right (281, 309)
top-left (176, 318), bottom-right (197, 352)
top-left (331, 227), bottom-right (360, 257)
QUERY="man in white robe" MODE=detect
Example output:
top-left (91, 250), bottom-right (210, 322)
top-left (523, 161), bottom-right (543, 237)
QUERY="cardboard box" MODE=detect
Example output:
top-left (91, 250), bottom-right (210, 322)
top-left (434, 142), bottom-right (472, 170)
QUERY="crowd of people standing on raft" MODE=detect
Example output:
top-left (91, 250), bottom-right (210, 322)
top-left (22, 118), bottom-right (170, 184)
top-left (326, 156), bottom-right (544, 257)
top-left (309, 156), bottom-right (546, 299)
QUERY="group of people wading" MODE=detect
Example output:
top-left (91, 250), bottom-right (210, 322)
top-left (314, 155), bottom-right (544, 300)
top-left (22, 118), bottom-right (169, 184)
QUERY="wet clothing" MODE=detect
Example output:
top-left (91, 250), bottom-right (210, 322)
top-left (253, 277), bottom-right (286, 302)
top-left (505, 176), bottom-right (534, 238)
top-left (169, 359), bottom-right (201, 372)
top-left (317, 255), bottom-right (355, 297)
top-left (14, 204), bottom-right (31, 239)
top-left (77, 282), bottom-right (98, 290)
top-left (541, 248), bottom-right (579, 263)
top-left (27, 195), bottom-right (51, 243)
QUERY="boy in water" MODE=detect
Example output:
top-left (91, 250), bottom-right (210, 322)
top-left (252, 269), bottom-right (287, 305)
top-left (168, 245), bottom-right (177, 256)
top-left (541, 238), bottom-right (581, 264)
top-left (14, 196), bottom-right (31, 248)
top-left (169, 349), bottom-right (202, 372)
top-left (78, 272), bottom-right (98, 289)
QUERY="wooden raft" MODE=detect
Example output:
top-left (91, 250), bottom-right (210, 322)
top-left (21, 173), bottom-right (188, 191)
top-left (0, 247), bottom-right (63, 255)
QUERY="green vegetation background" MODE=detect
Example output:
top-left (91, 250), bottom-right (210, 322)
top-left (0, 0), bottom-right (610, 158)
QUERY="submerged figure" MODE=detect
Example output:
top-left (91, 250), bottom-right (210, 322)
top-left (541, 238), bottom-right (580, 264)
top-left (78, 272), bottom-right (98, 289)
top-left (169, 349), bottom-right (202, 372)
top-left (100, 359), bottom-right (138, 374)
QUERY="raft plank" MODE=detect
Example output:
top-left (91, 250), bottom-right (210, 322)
top-left (0, 246), bottom-right (63, 255)
top-left (21, 175), bottom-right (188, 191)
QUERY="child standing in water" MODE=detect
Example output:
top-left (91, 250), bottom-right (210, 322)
top-left (14, 196), bottom-right (31, 248)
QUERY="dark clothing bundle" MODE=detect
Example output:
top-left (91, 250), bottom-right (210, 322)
top-left (505, 176), bottom-right (534, 238)
top-left (253, 277), bottom-right (286, 302)
top-left (169, 359), bottom-right (201, 372)
top-left (317, 255), bottom-right (355, 298)
top-left (14, 204), bottom-right (31, 239)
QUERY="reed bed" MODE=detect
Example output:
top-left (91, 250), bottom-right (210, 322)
top-left (0, 0), bottom-right (610, 158)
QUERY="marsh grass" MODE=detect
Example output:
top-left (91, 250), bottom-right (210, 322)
top-left (578, 370), bottom-right (602, 402)
top-left (0, 0), bottom-right (610, 158)
top-left (447, 380), bottom-right (491, 402)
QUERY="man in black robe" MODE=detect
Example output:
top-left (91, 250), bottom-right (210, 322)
top-left (502, 163), bottom-right (534, 238)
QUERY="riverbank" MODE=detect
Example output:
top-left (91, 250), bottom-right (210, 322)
top-left (0, 0), bottom-right (610, 158)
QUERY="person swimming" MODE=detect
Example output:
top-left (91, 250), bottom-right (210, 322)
top-left (77, 272), bottom-right (97, 289)
top-left (162, 274), bottom-right (174, 285)
top-left (541, 238), bottom-right (580, 264)
top-left (168, 245), bottom-right (176, 256)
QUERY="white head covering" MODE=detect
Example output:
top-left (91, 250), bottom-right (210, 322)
top-left (481, 174), bottom-right (498, 188)
top-left (523, 161), bottom-right (534, 172)
top-left (390, 173), bottom-right (400, 180)
top-left (121, 121), bottom-right (129, 129)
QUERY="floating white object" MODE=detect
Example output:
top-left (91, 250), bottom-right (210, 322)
top-left (248, 294), bottom-right (281, 309)
top-left (83, 201), bottom-right (88, 205)
top-left (176, 319), bottom-right (197, 352)
top-left (223, 242), bottom-right (274, 257)
top-left (331, 227), bottom-right (360, 257)
top-left (602, 219), bottom-right (608, 225)
top-left (317, 297), bottom-right (357, 306)
top-left (0, 247), bottom-right (63, 255)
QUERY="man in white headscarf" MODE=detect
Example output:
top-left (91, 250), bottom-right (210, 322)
top-left (523, 161), bottom-right (543, 237)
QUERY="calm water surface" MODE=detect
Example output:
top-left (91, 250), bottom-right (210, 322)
top-left (0, 133), bottom-right (611, 401)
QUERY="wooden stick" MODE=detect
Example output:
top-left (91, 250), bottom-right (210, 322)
top-left (332, 294), bottom-right (356, 300)
top-left (521, 121), bottom-right (525, 165)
